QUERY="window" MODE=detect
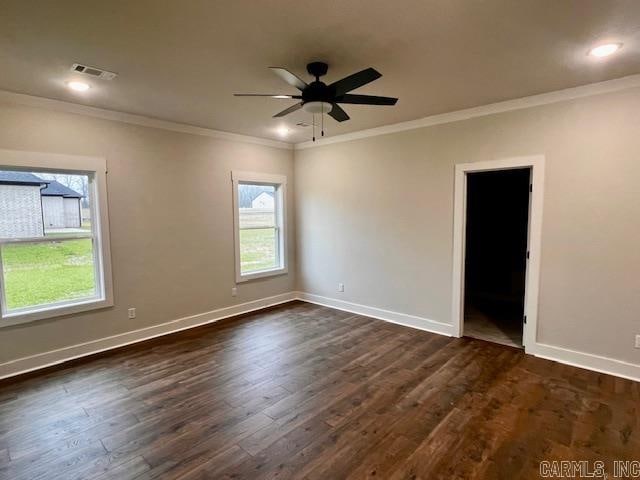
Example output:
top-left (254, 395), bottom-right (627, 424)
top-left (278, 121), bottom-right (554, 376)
top-left (232, 171), bottom-right (287, 282)
top-left (0, 149), bottom-right (113, 326)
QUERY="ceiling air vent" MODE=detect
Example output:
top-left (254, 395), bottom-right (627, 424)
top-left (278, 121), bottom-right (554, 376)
top-left (70, 63), bottom-right (118, 80)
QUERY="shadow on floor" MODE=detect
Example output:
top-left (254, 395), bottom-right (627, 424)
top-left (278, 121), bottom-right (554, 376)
top-left (464, 302), bottom-right (523, 348)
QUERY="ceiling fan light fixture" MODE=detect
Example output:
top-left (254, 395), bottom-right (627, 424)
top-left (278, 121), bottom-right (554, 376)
top-left (303, 101), bottom-right (333, 115)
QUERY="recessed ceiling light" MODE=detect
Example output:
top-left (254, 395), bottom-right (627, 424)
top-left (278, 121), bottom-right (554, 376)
top-left (588, 43), bottom-right (622, 58)
top-left (276, 127), bottom-right (289, 137)
top-left (67, 81), bottom-right (91, 92)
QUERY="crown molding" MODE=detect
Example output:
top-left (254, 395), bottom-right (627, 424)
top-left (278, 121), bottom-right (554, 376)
top-left (3, 74), bottom-right (639, 153)
top-left (294, 74), bottom-right (640, 150)
top-left (0, 90), bottom-right (293, 150)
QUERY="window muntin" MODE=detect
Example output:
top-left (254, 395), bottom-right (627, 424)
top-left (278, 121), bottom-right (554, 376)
top-left (233, 172), bottom-right (287, 282)
top-left (0, 155), bottom-right (111, 325)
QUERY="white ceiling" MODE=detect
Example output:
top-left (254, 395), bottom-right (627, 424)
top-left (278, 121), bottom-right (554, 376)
top-left (1, 0), bottom-right (639, 144)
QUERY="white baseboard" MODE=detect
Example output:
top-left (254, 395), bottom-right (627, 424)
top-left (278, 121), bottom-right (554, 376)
top-left (295, 291), bottom-right (454, 337)
top-left (2, 291), bottom-right (638, 384)
top-left (0, 292), bottom-right (297, 380)
top-left (530, 343), bottom-right (640, 383)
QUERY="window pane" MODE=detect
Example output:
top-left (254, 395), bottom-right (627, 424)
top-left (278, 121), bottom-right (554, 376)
top-left (1, 238), bottom-right (97, 311)
top-left (238, 184), bottom-right (276, 229)
top-left (40, 172), bottom-right (91, 238)
top-left (0, 170), bottom-right (90, 240)
top-left (240, 227), bottom-right (277, 273)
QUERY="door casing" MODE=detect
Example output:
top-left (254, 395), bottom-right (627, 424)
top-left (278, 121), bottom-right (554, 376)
top-left (451, 155), bottom-right (545, 353)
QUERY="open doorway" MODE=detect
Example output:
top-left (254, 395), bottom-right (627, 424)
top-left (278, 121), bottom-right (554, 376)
top-left (462, 168), bottom-right (531, 348)
top-left (452, 156), bottom-right (544, 352)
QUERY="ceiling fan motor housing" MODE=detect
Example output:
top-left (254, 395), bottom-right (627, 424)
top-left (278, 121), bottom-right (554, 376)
top-left (303, 80), bottom-right (331, 99)
top-left (302, 62), bottom-right (336, 113)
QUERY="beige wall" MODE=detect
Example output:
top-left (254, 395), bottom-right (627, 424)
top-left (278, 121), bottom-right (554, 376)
top-left (0, 101), bottom-right (295, 363)
top-left (1, 86), bottom-right (639, 369)
top-left (295, 87), bottom-right (640, 365)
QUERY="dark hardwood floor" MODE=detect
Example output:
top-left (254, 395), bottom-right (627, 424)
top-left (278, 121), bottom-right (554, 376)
top-left (0, 301), bottom-right (638, 479)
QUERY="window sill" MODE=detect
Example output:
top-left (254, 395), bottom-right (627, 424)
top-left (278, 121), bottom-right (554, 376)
top-left (236, 266), bottom-right (288, 283)
top-left (0, 297), bottom-right (114, 328)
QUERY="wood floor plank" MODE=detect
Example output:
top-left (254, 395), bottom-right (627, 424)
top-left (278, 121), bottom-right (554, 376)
top-left (174, 445), bottom-right (250, 480)
top-left (0, 301), bottom-right (637, 479)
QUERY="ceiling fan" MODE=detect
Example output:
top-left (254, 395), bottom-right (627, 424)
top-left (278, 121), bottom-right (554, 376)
top-left (235, 62), bottom-right (398, 139)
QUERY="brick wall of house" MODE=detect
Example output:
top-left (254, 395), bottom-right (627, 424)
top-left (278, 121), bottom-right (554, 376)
top-left (0, 184), bottom-right (44, 238)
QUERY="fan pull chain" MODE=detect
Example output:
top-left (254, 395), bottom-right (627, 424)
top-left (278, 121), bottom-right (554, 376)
top-left (312, 114), bottom-right (316, 142)
top-left (321, 107), bottom-right (324, 137)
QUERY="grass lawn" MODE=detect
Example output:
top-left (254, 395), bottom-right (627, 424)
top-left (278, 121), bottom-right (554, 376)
top-left (1, 239), bottom-right (96, 310)
top-left (240, 228), bottom-right (277, 273)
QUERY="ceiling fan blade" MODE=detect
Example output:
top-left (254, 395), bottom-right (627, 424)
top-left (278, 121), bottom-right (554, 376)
top-left (328, 104), bottom-right (350, 122)
top-left (269, 67), bottom-right (308, 91)
top-left (335, 94), bottom-right (397, 105)
top-left (329, 68), bottom-right (382, 96)
top-left (234, 94), bottom-right (301, 98)
top-left (273, 102), bottom-right (303, 117)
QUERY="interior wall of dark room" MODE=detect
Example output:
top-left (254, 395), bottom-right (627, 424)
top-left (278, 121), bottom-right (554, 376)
top-left (463, 168), bottom-right (531, 343)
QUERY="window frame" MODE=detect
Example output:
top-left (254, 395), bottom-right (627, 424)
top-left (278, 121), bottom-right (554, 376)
top-left (232, 171), bottom-right (287, 283)
top-left (0, 149), bottom-right (113, 327)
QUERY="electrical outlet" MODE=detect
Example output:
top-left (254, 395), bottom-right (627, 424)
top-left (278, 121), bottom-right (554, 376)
top-left (128, 308), bottom-right (136, 319)
top-left (635, 335), bottom-right (640, 349)
top-left (337, 283), bottom-right (344, 292)
top-left (231, 287), bottom-right (238, 297)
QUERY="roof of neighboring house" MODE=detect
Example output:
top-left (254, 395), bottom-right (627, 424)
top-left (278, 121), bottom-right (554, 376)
top-left (41, 180), bottom-right (83, 198)
top-left (238, 185), bottom-right (274, 208)
top-left (253, 191), bottom-right (274, 200)
top-left (0, 171), bottom-right (83, 198)
top-left (0, 171), bottom-right (48, 186)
